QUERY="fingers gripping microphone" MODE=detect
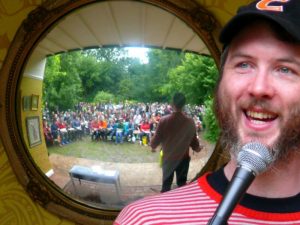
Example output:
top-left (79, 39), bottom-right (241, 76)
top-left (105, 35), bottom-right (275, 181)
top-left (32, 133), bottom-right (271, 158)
top-left (208, 142), bottom-right (273, 225)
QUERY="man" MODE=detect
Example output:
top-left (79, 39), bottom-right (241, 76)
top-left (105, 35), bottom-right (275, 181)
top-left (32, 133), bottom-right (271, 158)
top-left (150, 92), bottom-right (201, 192)
top-left (114, 0), bottom-right (300, 224)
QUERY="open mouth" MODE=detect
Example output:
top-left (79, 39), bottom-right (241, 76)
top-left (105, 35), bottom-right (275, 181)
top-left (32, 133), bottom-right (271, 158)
top-left (245, 110), bottom-right (278, 125)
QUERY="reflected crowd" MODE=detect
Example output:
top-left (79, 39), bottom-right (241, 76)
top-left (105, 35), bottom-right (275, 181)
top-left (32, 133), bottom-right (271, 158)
top-left (42, 102), bottom-right (205, 147)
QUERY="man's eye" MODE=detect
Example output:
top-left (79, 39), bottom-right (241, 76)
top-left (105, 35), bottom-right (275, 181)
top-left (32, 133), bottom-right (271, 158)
top-left (279, 67), bottom-right (291, 74)
top-left (237, 62), bottom-right (249, 69)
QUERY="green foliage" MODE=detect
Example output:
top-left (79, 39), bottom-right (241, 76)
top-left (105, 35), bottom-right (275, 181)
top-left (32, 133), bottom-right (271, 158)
top-left (93, 91), bottom-right (115, 103)
top-left (83, 47), bottom-right (128, 63)
top-left (203, 97), bottom-right (220, 143)
top-left (76, 55), bottom-right (103, 101)
top-left (43, 54), bottom-right (82, 111)
top-left (143, 49), bottom-right (185, 102)
top-left (43, 48), bottom-right (220, 143)
top-left (117, 77), bottom-right (135, 100)
top-left (43, 48), bottom-right (219, 142)
top-left (78, 48), bottom-right (128, 101)
top-left (44, 47), bottom-right (218, 107)
top-left (43, 48), bottom-right (129, 108)
top-left (161, 53), bottom-right (218, 105)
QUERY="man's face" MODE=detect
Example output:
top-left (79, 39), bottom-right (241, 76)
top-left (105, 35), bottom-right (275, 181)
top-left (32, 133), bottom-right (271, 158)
top-left (216, 22), bottom-right (300, 160)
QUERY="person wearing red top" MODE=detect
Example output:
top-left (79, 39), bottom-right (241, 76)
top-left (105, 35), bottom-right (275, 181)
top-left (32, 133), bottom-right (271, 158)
top-left (90, 117), bottom-right (100, 141)
top-left (115, 1), bottom-right (300, 224)
top-left (139, 118), bottom-right (151, 145)
top-left (56, 118), bottom-right (69, 144)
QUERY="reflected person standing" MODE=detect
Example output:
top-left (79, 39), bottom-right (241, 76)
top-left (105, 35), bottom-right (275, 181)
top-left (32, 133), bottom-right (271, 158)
top-left (150, 92), bottom-right (202, 193)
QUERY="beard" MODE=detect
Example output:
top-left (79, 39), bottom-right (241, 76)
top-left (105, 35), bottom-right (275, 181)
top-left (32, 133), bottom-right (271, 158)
top-left (215, 90), bottom-right (300, 164)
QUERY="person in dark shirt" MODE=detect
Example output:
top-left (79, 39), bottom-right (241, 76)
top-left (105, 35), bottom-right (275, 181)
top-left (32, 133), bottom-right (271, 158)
top-left (150, 92), bottom-right (202, 192)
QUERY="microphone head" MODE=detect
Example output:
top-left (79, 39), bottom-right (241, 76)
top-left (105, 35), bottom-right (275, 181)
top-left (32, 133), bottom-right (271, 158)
top-left (238, 142), bottom-right (273, 175)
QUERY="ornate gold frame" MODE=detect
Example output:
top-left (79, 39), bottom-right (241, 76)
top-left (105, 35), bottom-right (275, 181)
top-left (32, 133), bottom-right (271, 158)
top-left (0, 0), bottom-right (221, 223)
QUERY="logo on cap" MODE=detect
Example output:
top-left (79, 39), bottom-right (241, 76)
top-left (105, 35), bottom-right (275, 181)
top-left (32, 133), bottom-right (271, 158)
top-left (256, 0), bottom-right (290, 12)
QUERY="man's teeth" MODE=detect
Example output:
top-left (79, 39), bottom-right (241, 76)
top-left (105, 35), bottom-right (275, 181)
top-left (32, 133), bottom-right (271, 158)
top-left (246, 111), bottom-right (275, 120)
top-left (249, 119), bottom-right (266, 125)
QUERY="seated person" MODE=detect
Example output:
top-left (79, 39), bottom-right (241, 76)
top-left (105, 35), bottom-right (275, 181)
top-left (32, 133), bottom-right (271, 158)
top-left (139, 119), bottom-right (151, 145)
top-left (109, 119), bottom-right (117, 141)
top-left (106, 118), bottom-right (114, 141)
top-left (56, 118), bottom-right (70, 144)
top-left (115, 119), bottom-right (124, 144)
top-left (98, 117), bottom-right (108, 141)
top-left (43, 119), bottom-right (53, 146)
top-left (123, 118), bottom-right (134, 142)
top-left (50, 119), bottom-right (59, 140)
top-left (90, 117), bottom-right (100, 141)
top-left (71, 116), bottom-right (83, 140)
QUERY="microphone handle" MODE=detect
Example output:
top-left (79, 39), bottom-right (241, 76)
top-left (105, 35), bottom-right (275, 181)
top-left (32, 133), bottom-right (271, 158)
top-left (208, 167), bottom-right (255, 225)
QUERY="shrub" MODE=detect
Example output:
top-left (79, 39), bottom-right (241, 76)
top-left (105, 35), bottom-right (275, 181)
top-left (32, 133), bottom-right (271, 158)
top-left (93, 91), bottom-right (115, 103)
top-left (202, 97), bottom-right (220, 143)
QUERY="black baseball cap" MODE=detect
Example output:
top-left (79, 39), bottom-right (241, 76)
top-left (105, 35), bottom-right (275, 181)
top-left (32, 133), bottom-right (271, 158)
top-left (220, 0), bottom-right (300, 45)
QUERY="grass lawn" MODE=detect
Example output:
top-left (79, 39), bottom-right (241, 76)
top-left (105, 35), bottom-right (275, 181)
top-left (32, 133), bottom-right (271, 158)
top-left (47, 136), bottom-right (159, 163)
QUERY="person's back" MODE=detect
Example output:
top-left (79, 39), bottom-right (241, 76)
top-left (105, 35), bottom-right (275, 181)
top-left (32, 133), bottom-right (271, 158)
top-left (152, 111), bottom-right (197, 161)
top-left (150, 92), bottom-right (201, 193)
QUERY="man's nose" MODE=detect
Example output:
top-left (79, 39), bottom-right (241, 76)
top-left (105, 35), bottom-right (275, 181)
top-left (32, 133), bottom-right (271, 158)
top-left (247, 71), bottom-right (275, 99)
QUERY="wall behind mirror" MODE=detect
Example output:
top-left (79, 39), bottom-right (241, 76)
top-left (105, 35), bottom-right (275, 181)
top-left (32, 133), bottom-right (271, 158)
top-left (0, 0), bottom-right (223, 224)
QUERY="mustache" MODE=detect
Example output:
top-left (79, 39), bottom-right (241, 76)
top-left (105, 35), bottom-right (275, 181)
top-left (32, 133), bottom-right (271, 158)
top-left (240, 98), bottom-right (277, 112)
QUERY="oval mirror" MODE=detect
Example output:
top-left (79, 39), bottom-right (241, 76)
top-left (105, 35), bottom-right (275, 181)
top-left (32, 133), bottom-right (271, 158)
top-left (0, 0), bottom-right (221, 223)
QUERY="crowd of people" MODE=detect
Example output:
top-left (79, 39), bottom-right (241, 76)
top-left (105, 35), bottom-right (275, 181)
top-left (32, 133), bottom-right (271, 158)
top-left (42, 101), bottom-right (205, 147)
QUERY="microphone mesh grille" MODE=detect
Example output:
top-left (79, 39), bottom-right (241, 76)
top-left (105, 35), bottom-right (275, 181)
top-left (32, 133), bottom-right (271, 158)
top-left (238, 142), bottom-right (273, 175)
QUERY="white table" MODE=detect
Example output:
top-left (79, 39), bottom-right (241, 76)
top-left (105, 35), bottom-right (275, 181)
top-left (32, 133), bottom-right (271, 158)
top-left (69, 165), bottom-right (121, 201)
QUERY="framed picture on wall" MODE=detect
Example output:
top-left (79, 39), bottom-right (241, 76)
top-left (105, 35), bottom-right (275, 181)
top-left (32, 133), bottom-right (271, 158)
top-left (31, 94), bottom-right (39, 111)
top-left (22, 96), bottom-right (31, 111)
top-left (26, 116), bottom-right (42, 147)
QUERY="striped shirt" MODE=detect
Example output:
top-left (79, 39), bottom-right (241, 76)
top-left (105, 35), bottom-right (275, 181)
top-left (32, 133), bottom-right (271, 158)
top-left (114, 170), bottom-right (300, 225)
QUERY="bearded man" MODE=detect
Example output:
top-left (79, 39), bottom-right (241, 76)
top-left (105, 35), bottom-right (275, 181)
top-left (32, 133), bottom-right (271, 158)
top-left (114, 1), bottom-right (300, 224)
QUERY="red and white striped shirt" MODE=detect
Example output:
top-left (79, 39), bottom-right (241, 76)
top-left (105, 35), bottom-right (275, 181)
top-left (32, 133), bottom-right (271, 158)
top-left (114, 172), bottom-right (300, 225)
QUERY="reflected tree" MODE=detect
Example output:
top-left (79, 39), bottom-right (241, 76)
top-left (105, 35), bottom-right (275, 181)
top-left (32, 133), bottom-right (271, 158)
top-left (43, 48), bottom-right (217, 109)
top-left (161, 53), bottom-right (218, 105)
top-left (43, 52), bottom-right (82, 111)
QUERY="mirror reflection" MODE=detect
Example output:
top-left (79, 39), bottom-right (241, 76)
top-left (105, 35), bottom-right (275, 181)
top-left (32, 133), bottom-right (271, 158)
top-left (20, 0), bottom-right (217, 210)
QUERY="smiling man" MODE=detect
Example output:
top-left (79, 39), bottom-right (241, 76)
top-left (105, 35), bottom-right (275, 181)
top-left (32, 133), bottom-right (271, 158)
top-left (114, 1), bottom-right (300, 224)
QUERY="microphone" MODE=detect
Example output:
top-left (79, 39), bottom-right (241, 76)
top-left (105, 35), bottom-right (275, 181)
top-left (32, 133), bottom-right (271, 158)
top-left (208, 142), bottom-right (273, 225)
